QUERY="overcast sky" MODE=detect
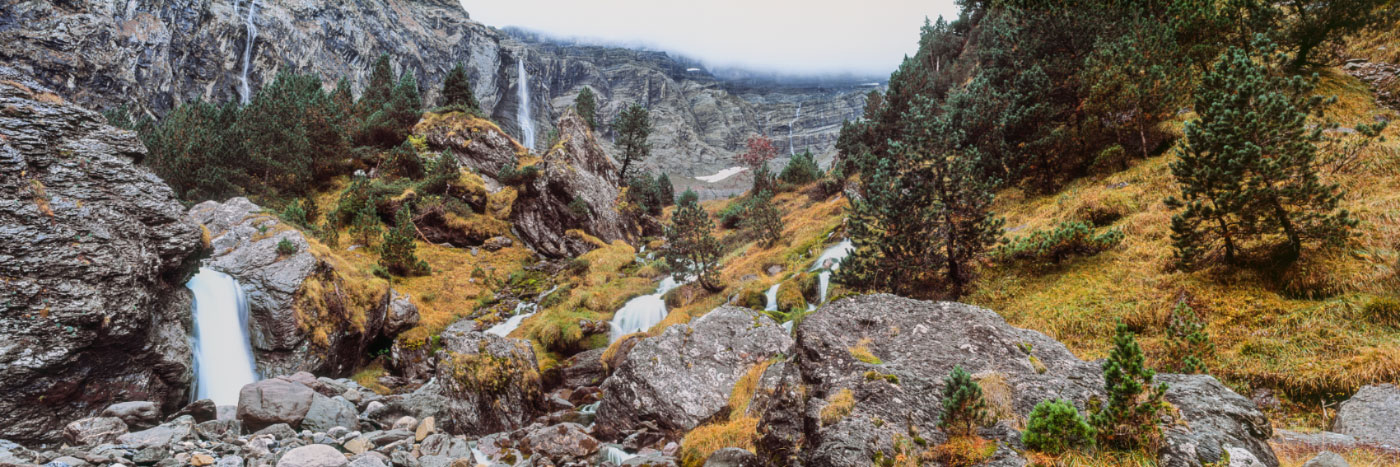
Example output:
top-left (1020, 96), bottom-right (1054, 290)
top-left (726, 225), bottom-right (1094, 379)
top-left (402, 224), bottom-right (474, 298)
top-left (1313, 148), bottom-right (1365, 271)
top-left (460, 0), bottom-right (962, 77)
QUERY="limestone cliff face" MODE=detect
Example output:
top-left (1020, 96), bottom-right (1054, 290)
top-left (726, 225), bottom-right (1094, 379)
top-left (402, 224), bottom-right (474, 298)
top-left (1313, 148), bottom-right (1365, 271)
top-left (0, 0), bottom-right (873, 183)
top-left (0, 66), bottom-right (204, 443)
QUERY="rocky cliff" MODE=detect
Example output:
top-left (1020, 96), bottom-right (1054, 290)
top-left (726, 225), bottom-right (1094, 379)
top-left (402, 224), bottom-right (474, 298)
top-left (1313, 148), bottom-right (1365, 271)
top-left (0, 0), bottom-right (873, 186)
top-left (0, 66), bottom-right (205, 443)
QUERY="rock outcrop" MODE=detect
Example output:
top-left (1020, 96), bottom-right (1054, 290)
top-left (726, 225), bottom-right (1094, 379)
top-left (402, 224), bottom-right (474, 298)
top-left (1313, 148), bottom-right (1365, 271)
top-left (433, 319), bottom-right (545, 436)
top-left (189, 197), bottom-right (400, 377)
top-left (754, 294), bottom-right (1276, 467)
top-left (596, 306), bottom-right (793, 439)
top-left (0, 0), bottom-right (873, 184)
top-left (0, 66), bottom-right (204, 443)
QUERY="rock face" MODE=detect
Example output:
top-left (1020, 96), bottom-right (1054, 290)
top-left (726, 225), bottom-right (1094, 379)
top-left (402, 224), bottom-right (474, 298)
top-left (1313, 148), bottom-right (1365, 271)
top-left (189, 197), bottom-right (397, 377)
top-left (753, 294), bottom-right (1276, 467)
top-left (433, 319), bottom-right (545, 436)
top-left (597, 306), bottom-right (793, 439)
top-left (0, 0), bottom-right (872, 185)
top-left (0, 66), bottom-right (204, 443)
top-left (1331, 384), bottom-right (1400, 449)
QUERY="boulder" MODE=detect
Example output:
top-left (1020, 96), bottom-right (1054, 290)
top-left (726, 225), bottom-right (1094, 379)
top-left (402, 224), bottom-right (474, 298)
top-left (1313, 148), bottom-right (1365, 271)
top-left (62, 417), bottom-right (128, 446)
top-left (1332, 384), bottom-right (1400, 449)
top-left (754, 295), bottom-right (1275, 467)
top-left (194, 419), bottom-right (241, 442)
top-left (116, 415), bottom-right (194, 449)
top-left (1159, 374), bottom-right (1278, 467)
top-left (418, 433), bottom-right (471, 458)
top-left (596, 306), bottom-right (793, 439)
top-left (521, 423), bottom-right (600, 461)
top-left (189, 198), bottom-right (394, 377)
top-left (703, 448), bottom-right (760, 467)
top-left (237, 379), bottom-right (316, 431)
top-left (171, 399), bottom-right (220, 423)
top-left (383, 290), bottom-right (420, 336)
top-left (276, 444), bottom-right (347, 467)
top-left (1302, 451), bottom-right (1350, 467)
top-left (559, 348), bottom-right (607, 389)
top-left (302, 395), bottom-right (359, 433)
top-left (433, 319), bottom-right (544, 436)
top-left (101, 401), bottom-right (161, 430)
top-left (0, 67), bottom-right (202, 444)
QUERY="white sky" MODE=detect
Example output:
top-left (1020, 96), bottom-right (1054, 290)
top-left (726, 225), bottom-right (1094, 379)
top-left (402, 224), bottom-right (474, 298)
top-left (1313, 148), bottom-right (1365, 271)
top-left (461, 0), bottom-right (963, 77)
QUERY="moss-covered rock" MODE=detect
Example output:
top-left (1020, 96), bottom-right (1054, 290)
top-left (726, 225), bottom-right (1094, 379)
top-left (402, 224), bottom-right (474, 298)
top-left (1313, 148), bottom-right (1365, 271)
top-left (434, 320), bottom-right (543, 436)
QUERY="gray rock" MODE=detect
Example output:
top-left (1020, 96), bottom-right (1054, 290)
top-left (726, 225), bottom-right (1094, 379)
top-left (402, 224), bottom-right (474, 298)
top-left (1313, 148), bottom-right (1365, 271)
top-left (1158, 374), bottom-right (1278, 467)
top-left (703, 448), bottom-right (759, 466)
top-left (62, 417), bottom-right (128, 447)
top-left (418, 433), bottom-right (470, 458)
top-left (215, 456), bottom-right (245, 467)
top-left (0, 67), bottom-right (202, 444)
top-left (345, 454), bottom-right (389, 467)
top-left (1302, 451), bottom-right (1349, 467)
top-left (597, 306), bottom-right (793, 438)
top-left (390, 416), bottom-right (417, 432)
top-left (101, 402), bottom-right (161, 430)
top-left (559, 348), bottom-right (607, 389)
top-left (275, 444), bottom-right (347, 467)
top-left (133, 445), bottom-right (170, 464)
top-left (383, 290), bottom-right (420, 336)
top-left (365, 430), bottom-right (413, 447)
top-left (253, 423), bottom-right (299, 440)
top-left (238, 379), bottom-right (316, 431)
top-left (116, 416), bottom-right (194, 449)
top-left (522, 423), bottom-right (600, 461)
top-left (193, 419), bottom-right (241, 442)
top-left (433, 320), bottom-right (543, 436)
top-left (1272, 429), bottom-right (1359, 450)
top-left (171, 399), bottom-right (219, 424)
top-left (1332, 384), bottom-right (1400, 449)
top-left (302, 395), bottom-right (359, 433)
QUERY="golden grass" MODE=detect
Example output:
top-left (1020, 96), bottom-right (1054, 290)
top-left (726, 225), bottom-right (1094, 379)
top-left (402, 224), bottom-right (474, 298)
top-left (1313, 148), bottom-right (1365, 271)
top-left (1272, 441), bottom-right (1400, 467)
top-left (931, 435), bottom-right (996, 467)
top-left (1025, 450), bottom-right (1157, 467)
top-left (967, 69), bottom-right (1400, 429)
top-left (849, 337), bottom-right (883, 365)
top-left (975, 372), bottom-right (1021, 427)
top-left (819, 388), bottom-right (855, 425)
top-left (1343, 23), bottom-right (1400, 64)
top-left (678, 359), bottom-right (776, 466)
top-left (351, 360), bottom-right (391, 395)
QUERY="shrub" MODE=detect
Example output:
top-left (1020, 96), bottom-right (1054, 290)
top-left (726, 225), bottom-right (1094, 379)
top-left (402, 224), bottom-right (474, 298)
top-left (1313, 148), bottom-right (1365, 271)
top-left (1091, 323), bottom-right (1166, 451)
top-left (349, 201), bottom-right (382, 247)
top-left (378, 206), bottom-right (430, 276)
top-left (1364, 297), bottom-right (1400, 327)
top-left (1023, 399), bottom-right (1096, 455)
top-left (993, 221), bottom-right (1124, 267)
top-left (498, 162), bottom-right (539, 185)
top-left (814, 166), bottom-right (845, 199)
top-left (780, 150), bottom-right (822, 185)
top-left (276, 238), bottom-right (298, 256)
top-left (279, 199), bottom-right (310, 229)
top-left (567, 198), bottom-right (591, 218)
top-left (677, 189), bottom-right (699, 206)
top-left (1165, 301), bottom-right (1212, 373)
top-left (940, 365), bottom-right (988, 437)
top-left (717, 197), bottom-right (754, 229)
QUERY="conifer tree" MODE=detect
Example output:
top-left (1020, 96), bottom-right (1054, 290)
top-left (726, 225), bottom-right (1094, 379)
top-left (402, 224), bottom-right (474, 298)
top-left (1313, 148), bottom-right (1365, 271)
top-left (1091, 323), bottom-right (1166, 451)
top-left (350, 202), bottom-right (382, 247)
top-left (743, 190), bottom-right (783, 247)
top-left (576, 87), bottom-right (598, 129)
top-left (663, 198), bottom-right (723, 291)
top-left (613, 104), bottom-right (652, 184)
top-left (379, 206), bottom-right (430, 276)
top-left (1167, 38), bottom-right (1355, 268)
top-left (1166, 301), bottom-right (1212, 374)
top-left (360, 54), bottom-right (396, 115)
top-left (440, 62), bottom-right (480, 112)
top-left (939, 365), bottom-right (988, 437)
top-left (655, 173), bottom-right (675, 207)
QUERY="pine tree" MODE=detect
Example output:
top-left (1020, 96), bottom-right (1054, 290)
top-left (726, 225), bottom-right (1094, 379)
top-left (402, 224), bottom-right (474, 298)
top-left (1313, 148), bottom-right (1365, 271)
top-left (743, 190), bottom-right (783, 247)
top-left (1023, 399), bottom-right (1096, 455)
top-left (440, 62), bottom-right (480, 113)
top-left (613, 104), bottom-right (652, 184)
top-left (664, 198), bottom-right (723, 291)
top-left (350, 202), bottom-right (382, 247)
top-left (379, 206), bottom-right (430, 276)
top-left (939, 365), bottom-right (988, 437)
top-left (1166, 301), bottom-right (1212, 374)
top-left (1091, 323), bottom-right (1167, 451)
top-left (576, 87), bottom-right (598, 129)
top-left (779, 150), bottom-right (821, 185)
top-left (1167, 38), bottom-right (1355, 268)
top-left (655, 173), bottom-right (675, 207)
top-left (360, 54), bottom-right (396, 116)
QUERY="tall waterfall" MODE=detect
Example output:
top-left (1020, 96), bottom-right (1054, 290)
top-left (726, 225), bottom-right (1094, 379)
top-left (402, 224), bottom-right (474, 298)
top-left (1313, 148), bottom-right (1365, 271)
top-left (788, 102), bottom-right (803, 156)
top-left (515, 59), bottom-right (537, 149)
top-left (608, 276), bottom-right (683, 342)
top-left (187, 268), bottom-right (259, 406)
top-left (237, 0), bottom-right (259, 104)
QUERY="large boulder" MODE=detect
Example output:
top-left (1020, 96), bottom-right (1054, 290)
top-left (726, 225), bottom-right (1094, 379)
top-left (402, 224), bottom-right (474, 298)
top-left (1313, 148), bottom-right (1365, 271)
top-left (1331, 384), bottom-right (1400, 449)
top-left (189, 197), bottom-right (399, 377)
top-left (237, 378), bottom-right (316, 432)
top-left (101, 401), bottom-right (161, 430)
top-left (596, 306), bottom-right (793, 439)
top-left (276, 444), bottom-right (348, 467)
top-left (62, 417), bottom-right (129, 446)
top-left (754, 295), bottom-right (1276, 467)
top-left (0, 66), bottom-right (202, 443)
top-left (433, 319), bottom-right (544, 436)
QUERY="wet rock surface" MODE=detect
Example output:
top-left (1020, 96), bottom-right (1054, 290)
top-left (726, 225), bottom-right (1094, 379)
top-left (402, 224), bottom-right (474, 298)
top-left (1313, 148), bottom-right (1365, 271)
top-left (0, 66), bottom-right (203, 444)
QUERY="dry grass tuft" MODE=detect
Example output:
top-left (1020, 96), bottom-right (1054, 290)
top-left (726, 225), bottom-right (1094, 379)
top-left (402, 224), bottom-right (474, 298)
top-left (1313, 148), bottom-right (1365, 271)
top-left (819, 388), bottom-right (856, 426)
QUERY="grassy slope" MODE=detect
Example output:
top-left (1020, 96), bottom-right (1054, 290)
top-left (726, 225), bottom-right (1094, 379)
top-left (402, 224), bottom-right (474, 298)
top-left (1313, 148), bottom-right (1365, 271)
top-left (968, 69), bottom-right (1400, 430)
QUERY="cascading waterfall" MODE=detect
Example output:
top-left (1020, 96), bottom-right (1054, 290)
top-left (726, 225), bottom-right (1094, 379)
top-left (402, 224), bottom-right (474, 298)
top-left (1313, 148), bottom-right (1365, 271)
top-left (608, 276), bottom-right (683, 342)
top-left (515, 59), bottom-right (538, 149)
top-left (187, 267), bottom-right (259, 406)
top-left (810, 239), bottom-right (854, 304)
top-left (788, 102), bottom-right (803, 156)
top-left (764, 283), bottom-right (781, 312)
top-left (605, 447), bottom-right (638, 464)
top-left (485, 285), bottom-right (560, 337)
top-left (237, 0), bottom-right (259, 104)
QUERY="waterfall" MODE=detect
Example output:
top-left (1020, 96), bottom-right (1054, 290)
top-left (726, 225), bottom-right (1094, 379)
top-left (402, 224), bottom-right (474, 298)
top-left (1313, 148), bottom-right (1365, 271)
top-left (608, 276), bottom-right (683, 342)
top-left (485, 285), bottom-right (559, 337)
top-left (515, 59), bottom-right (537, 150)
top-left (810, 239), bottom-right (854, 304)
top-left (605, 447), bottom-right (638, 464)
top-left (788, 102), bottom-right (803, 156)
top-left (764, 283), bottom-right (781, 312)
top-left (187, 268), bottom-right (259, 406)
top-left (237, 0), bottom-right (259, 104)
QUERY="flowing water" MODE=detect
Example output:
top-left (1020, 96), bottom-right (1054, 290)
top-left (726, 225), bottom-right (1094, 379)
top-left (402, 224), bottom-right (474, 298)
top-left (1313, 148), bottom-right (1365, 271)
top-left (810, 239), bottom-right (854, 304)
top-left (515, 59), bottom-right (537, 150)
top-left (788, 102), bottom-right (803, 156)
top-left (764, 282), bottom-right (781, 312)
top-left (238, 0), bottom-right (259, 104)
top-left (608, 276), bottom-right (683, 342)
top-left (605, 447), bottom-right (638, 464)
top-left (187, 268), bottom-right (259, 406)
top-left (485, 286), bottom-right (559, 337)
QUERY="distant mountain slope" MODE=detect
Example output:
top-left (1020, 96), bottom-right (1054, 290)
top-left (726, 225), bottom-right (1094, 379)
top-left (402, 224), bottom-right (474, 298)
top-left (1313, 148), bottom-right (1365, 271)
top-left (0, 0), bottom-right (874, 182)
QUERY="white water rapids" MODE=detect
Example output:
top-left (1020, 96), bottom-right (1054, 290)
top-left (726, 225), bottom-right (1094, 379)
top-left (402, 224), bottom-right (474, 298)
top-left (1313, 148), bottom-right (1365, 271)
top-left (187, 268), bottom-right (259, 406)
top-left (515, 59), bottom-right (537, 150)
top-left (608, 276), bottom-right (683, 342)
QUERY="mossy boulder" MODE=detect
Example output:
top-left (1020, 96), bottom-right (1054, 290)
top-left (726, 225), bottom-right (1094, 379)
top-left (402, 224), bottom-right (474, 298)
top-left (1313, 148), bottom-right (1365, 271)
top-left (434, 320), bottom-right (543, 436)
